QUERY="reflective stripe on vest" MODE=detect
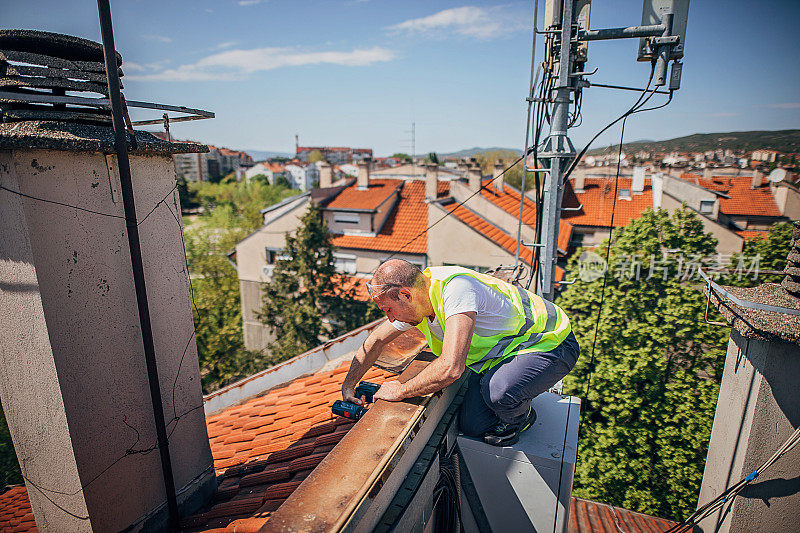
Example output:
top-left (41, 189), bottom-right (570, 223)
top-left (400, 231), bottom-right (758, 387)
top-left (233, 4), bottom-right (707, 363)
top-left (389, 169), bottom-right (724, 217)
top-left (414, 266), bottom-right (571, 373)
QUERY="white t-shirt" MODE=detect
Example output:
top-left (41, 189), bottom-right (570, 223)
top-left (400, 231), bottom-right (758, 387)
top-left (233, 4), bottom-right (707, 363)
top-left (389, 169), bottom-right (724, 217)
top-left (391, 275), bottom-right (517, 339)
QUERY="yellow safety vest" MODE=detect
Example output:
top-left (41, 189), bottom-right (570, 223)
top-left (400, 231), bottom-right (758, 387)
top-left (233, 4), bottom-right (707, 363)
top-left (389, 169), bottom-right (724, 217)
top-left (415, 266), bottom-right (571, 373)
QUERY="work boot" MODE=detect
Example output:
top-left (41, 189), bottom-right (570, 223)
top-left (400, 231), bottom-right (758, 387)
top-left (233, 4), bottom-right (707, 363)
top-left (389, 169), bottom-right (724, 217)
top-left (483, 406), bottom-right (537, 447)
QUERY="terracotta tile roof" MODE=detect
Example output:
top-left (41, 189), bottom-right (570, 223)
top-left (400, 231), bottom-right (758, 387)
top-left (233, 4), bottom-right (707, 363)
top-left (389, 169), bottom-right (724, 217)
top-left (0, 486), bottom-right (37, 533)
top-left (568, 497), bottom-right (677, 533)
top-left (443, 202), bottom-right (535, 265)
top-left (331, 180), bottom-right (450, 255)
top-left (326, 179), bottom-right (400, 211)
top-left (734, 229), bottom-right (769, 240)
top-left (330, 275), bottom-right (369, 302)
top-left (183, 360), bottom-right (395, 531)
top-left (561, 177), bottom-right (653, 228)
top-left (481, 180), bottom-right (573, 253)
top-left (679, 173), bottom-right (783, 217)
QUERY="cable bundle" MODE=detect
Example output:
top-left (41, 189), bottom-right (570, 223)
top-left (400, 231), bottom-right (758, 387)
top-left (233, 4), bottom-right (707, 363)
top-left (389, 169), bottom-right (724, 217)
top-left (665, 425), bottom-right (800, 533)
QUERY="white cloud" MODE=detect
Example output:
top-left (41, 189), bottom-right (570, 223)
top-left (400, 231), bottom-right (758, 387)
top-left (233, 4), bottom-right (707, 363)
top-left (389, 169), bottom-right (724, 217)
top-left (385, 6), bottom-right (524, 40)
top-left (767, 102), bottom-right (800, 109)
top-left (124, 59), bottom-right (170, 72)
top-left (216, 41), bottom-right (238, 50)
top-left (238, 0), bottom-right (265, 5)
top-left (127, 46), bottom-right (395, 82)
top-left (141, 34), bottom-right (172, 43)
top-left (703, 112), bottom-right (739, 118)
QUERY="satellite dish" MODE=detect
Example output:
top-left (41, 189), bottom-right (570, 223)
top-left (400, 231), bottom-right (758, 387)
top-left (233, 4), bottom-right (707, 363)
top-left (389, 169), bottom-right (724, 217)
top-left (768, 169), bottom-right (787, 183)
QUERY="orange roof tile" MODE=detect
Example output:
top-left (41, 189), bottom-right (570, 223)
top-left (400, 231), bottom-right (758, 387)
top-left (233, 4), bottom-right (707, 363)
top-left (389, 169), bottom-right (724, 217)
top-left (0, 486), bottom-right (37, 533)
top-left (734, 229), bottom-right (769, 240)
top-left (184, 360), bottom-right (395, 531)
top-left (331, 181), bottom-right (450, 255)
top-left (568, 497), bottom-right (676, 533)
top-left (561, 177), bottom-right (653, 228)
top-left (328, 275), bottom-right (369, 302)
top-left (326, 179), bottom-right (401, 211)
top-left (679, 173), bottom-right (783, 217)
top-left (481, 180), bottom-right (573, 253)
top-left (443, 202), bottom-right (535, 266)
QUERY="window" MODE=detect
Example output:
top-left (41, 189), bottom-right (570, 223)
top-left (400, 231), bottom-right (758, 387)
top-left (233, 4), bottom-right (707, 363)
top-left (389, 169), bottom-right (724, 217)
top-left (333, 212), bottom-right (360, 224)
top-left (265, 248), bottom-right (290, 264)
top-left (619, 189), bottom-right (631, 198)
top-left (700, 200), bottom-right (715, 215)
top-left (334, 253), bottom-right (357, 274)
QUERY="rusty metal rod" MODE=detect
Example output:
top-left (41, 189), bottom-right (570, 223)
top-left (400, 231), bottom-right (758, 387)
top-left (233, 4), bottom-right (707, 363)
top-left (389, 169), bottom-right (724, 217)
top-left (96, 0), bottom-right (180, 530)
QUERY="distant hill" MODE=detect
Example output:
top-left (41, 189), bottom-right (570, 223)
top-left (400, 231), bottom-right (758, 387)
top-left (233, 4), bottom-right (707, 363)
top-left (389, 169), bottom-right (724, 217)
top-left (587, 129), bottom-right (800, 155)
top-left (245, 149), bottom-right (293, 161)
top-left (439, 147), bottom-right (523, 158)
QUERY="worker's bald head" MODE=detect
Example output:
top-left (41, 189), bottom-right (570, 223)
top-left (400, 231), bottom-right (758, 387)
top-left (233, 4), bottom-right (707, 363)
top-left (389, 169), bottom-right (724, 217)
top-left (372, 259), bottom-right (425, 300)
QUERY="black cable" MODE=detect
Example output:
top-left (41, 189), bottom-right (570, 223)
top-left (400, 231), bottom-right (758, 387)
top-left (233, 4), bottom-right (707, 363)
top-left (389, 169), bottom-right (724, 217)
top-left (562, 63), bottom-right (657, 186)
top-left (583, 112), bottom-right (628, 398)
top-left (384, 153), bottom-right (525, 261)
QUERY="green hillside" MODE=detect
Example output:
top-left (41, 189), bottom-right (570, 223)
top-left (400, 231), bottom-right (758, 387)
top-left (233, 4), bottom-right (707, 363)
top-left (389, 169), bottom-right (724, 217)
top-left (587, 129), bottom-right (800, 155)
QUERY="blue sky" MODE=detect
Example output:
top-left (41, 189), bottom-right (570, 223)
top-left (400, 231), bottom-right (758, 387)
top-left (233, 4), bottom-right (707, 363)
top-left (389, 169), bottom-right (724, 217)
top-left (2, 0), bottom-right (799, 156)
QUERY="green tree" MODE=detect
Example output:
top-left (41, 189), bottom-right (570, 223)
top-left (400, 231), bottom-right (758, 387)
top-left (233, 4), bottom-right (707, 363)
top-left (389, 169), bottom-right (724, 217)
top-left (726, 222), bottom-right (793, 286)
top-left (259, 203), bottom-right (381, 362)
top-left (392, 152), bottom-right (412, 163)
top-left (0, 403), bottom-right (22, 487)
top-left (308, 150), bottom-right (325, 163)
top-left (559, 208), bottom-right (729, 521)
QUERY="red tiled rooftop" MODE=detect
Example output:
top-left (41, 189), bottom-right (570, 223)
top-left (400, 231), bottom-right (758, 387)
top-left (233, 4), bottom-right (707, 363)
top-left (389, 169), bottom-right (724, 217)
top-left (734, 229), bottom-right (769, 240)
top-left (679, 173), bottom-right (783, 217)
top-left (326, 179), bottom-right (400, 211)
top-left (0, 486), bottom-right (37, 533)
top-left (481, 179), bottom-right (573, 253)
top-left (444, 202), bottom-right (535, 265)
top-left (331, 180), bottom-right (450, 255)
top-left (562, 177), bottom-right (653, 228)
top-left (568, 497), bottom-right (677, 533)
top-left (184, 360), bottom-right (395, 531)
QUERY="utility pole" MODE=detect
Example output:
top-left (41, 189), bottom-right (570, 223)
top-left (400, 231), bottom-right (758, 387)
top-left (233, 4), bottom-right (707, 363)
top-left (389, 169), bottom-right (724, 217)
top-left (530, 0), bottom-right (687, 301)
top-left (537, 0), bottom-right (577, 302)
top-left (411, 121), bottom-right (416, 179)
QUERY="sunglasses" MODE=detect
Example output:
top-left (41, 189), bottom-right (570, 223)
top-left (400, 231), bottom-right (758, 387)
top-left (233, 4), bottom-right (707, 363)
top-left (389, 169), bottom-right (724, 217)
top-left (366, 282), bottom-right (397, 298)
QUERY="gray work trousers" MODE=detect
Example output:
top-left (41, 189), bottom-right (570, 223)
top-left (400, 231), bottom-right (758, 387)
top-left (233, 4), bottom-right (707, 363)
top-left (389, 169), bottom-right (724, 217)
top-left (458, 330), bottom-right (580, 436)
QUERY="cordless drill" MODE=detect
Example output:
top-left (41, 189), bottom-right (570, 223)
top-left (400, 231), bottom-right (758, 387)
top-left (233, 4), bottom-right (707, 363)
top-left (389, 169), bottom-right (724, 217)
top-left (332, 381), bottom-right (381, 421)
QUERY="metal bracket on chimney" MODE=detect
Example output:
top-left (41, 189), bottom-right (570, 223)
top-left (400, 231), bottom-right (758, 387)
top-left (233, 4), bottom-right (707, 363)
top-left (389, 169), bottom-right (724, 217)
top-left (560, 203), bottom-right (583, 212)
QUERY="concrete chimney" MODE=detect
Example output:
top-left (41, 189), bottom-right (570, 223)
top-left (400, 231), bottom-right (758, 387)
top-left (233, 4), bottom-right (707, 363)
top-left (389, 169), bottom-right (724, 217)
top-left (456, 159), bottom-right (469, 176)
top-left (0, 123), bottom-right (214, 532)
top-left (357, 158), bottom-right (371, 190)
top-left (493, 160), bottom-right (505, 193)
top-left (574, 173), bottom-right (586, 193)
top-left (704, 166), bottom-right (713, 181)
top-left (425, 163), bottom-right (439, 201)
top-left (751, 170), bottom-right (764, 189)
top-left (468, 163), bottom-right (483, 192)
top-left (319, 160), bottom-right (333, 188)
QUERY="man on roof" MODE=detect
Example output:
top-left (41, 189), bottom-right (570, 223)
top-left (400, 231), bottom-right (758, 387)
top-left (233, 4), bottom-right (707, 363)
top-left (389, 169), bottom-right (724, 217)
top-left (342, 259), bottom-right (580, 447)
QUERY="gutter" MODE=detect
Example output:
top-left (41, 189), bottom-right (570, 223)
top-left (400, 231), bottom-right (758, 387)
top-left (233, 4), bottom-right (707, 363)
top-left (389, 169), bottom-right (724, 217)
top-left (261, 360), bottom-right (465, 532)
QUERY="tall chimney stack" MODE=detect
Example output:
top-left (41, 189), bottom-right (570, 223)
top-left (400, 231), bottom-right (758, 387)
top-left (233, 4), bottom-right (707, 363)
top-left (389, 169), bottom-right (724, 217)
top-left (493, 160), bottom-right (505, 193)
top-left (357, 158), bottom-right (371, 190)
top-left (425, 163), bottom-right (439, 201)
top-left (751, 170), bottom-right (764, 189)
top-left (574, 173), bottom-right (586, 193)
top-left (319, 160), bottom-right (333, 188)
top-left (0, 123), bottom-right (214, 532)
top-left (704, 166), bottom-right (713, 181)
top-left (468, 163), bottom-right (483, 192)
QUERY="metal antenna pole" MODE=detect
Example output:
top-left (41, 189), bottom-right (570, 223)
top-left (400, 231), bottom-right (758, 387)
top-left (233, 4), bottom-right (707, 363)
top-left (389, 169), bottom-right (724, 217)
top-left (97, 0), bottom-right (179, 529)
top-left (538, 0), bottom-right (576, 301)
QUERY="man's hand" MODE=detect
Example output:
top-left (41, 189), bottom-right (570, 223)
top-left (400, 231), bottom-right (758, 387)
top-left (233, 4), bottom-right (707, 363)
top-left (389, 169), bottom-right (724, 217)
top-left (373, 380), bottom-right (405, 402)
top-left (342, 386), bottom-right (365, 406)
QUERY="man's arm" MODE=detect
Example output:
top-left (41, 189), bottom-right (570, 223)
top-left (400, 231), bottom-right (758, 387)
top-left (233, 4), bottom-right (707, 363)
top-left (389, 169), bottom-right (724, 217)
top-left (375, 312), bottom-right (475, 401)
top-left (342, 319), bottom-right (404, 405)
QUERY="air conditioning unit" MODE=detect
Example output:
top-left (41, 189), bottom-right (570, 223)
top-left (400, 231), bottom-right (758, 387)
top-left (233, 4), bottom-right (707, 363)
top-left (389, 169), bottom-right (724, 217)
top-left (458, 391), bottom-right (581, 533)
